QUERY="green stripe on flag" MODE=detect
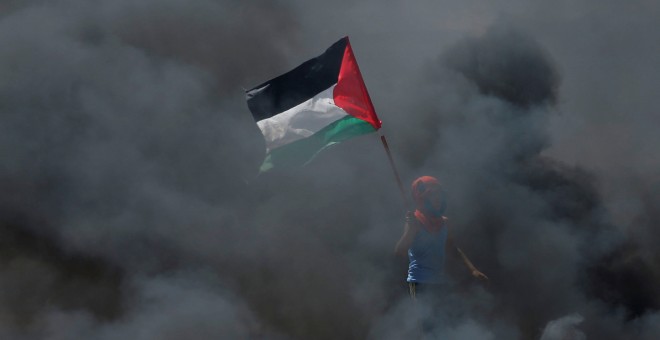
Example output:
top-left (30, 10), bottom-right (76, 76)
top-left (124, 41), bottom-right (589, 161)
top-left (260, 115), bottom-right (376, 172)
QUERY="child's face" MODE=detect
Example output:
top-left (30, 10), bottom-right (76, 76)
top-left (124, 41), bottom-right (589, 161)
top-left (426, 190), bottom-right (442, 209)
top-left (424, 187), bottom-right (446, 211)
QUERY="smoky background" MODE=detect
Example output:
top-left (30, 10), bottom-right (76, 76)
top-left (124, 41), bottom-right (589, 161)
top-left (1, 0), bottom-right (659, 339)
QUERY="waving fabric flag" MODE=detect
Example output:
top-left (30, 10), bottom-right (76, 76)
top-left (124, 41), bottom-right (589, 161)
top-left (246, 37), bottom-right (382, 172)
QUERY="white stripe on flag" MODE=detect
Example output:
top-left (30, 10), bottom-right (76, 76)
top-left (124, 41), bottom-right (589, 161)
top-left (256, 85), bottom-right (348, 151)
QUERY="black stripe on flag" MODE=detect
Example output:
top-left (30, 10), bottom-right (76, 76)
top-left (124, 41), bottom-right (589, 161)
top-left (246, 37), bottom-right (348, 122)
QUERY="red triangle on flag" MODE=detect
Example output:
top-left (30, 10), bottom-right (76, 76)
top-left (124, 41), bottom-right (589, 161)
top-left (333, 38), bottom-right (382, 130)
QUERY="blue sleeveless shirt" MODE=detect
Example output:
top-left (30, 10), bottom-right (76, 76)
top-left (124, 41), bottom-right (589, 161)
top-left (407, 226), bottom-right (448, 283)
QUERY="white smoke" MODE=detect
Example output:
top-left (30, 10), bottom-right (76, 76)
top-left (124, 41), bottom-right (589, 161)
top-left (540, 314), bottom-right (586, 340)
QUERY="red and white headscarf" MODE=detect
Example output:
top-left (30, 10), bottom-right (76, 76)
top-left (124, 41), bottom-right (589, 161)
top-left (411, 176), bottom-right (446, 233)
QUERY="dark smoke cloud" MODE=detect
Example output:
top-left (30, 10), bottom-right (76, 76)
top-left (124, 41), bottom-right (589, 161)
top-left (1, 0), bottom-right (659, 339)
top-left (443, 27), bottom-right (559, 108)
top-left (1, 0), bottom-right (298, 337)
top-left (386, 20), bottom-right (659, 339)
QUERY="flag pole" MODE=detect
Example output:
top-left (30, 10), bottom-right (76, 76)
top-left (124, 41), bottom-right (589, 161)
top-left (379, 134), bottom-right (411, 211)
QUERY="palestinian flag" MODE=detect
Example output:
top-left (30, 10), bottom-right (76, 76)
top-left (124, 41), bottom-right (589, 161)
top-left (246, 37), bottom-right (382, 172)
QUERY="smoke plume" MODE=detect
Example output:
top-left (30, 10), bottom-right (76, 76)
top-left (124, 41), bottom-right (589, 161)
top-left (1, 0), bottom-right (659, 339)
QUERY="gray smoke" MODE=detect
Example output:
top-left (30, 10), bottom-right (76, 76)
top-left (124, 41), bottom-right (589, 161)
top-left (1, 0), bottom-right (659, 339)
top-left (540, 314), bottom-right (586, 340)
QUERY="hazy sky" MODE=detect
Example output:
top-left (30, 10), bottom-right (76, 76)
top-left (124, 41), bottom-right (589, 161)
top-left (1, 1), bottom-right (659, 339)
